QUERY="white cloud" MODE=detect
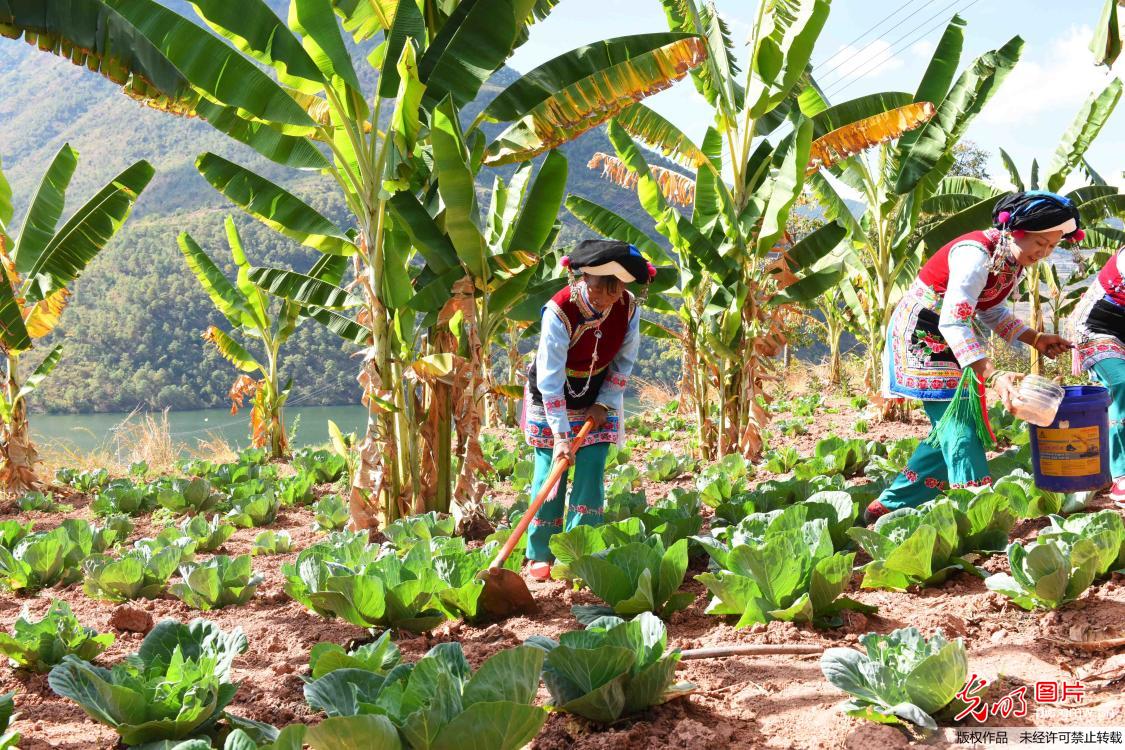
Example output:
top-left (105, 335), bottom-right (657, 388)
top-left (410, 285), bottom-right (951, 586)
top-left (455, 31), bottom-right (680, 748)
top-left (816, 39), bottom-right (904, 90)
top-left (979, 25), bottom-right (1116, 125)
top-left (910, 39), bottom-right (935, 59)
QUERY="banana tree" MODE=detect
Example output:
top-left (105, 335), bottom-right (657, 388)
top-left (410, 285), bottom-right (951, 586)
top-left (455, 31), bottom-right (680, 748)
top-left (1, 1), bottom-right (707, 527)
top-left (570, 0), bottom-right (943, 460)
top-left (1092, 0), bottom-right (1125, 68)
top-left (179, 216), bottom-right (350, 459)
top-left (919, 77), bottom-right (1124, 375)
top-left (807, 16), bottom-right (1023, 412)
top-left (0, 145), bottom-right (152, 491)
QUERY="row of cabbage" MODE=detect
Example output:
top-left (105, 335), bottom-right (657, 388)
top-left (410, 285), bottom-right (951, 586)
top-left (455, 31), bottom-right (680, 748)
top-left (6, 607), bottom-right (688, 750)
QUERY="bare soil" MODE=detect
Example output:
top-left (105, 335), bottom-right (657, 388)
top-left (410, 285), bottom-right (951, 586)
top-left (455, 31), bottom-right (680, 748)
top-left (4, 395), bottom-right (1125, 749)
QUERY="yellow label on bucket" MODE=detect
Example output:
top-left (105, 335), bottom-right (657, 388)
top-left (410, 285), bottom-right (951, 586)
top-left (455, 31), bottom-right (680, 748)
top-left (1035, 425), bottom-right (1101, 477)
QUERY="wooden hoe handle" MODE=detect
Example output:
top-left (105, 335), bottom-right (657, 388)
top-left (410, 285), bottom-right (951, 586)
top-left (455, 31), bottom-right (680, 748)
top-left (487, 417), bottom-right (597, 572)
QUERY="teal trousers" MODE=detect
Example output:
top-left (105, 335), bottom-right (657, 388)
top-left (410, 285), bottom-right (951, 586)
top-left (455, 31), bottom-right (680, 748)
top-left (1091, 358), bottom-right (1125, 480)
top-left (875, 400), bottom-right (992, 511)
top-left (525, 442), bottom-right (609, 562)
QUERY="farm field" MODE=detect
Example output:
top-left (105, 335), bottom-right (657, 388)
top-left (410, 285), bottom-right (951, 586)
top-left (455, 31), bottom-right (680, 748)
top-left (1, 0), bottom-right (1125, 748)
top-left (3, 390), bottom-right (1123, 750)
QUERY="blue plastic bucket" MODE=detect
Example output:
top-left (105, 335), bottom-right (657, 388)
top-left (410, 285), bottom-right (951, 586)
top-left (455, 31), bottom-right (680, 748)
top-left (1028, 385), bottom-right (1111, 493)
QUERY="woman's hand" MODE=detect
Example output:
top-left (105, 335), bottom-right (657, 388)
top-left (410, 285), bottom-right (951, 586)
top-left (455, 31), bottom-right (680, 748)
top-left (1035, 333), bottom-right (1072, 359)
top-left (552, 439), bottom-right (573, 466)
top-left (587, 404), bottom-right (609, 429)
top-left (993, 371), bottom-right (1024, 412)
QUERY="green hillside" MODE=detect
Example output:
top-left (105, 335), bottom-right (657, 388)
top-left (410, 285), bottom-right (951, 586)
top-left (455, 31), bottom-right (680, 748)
top-left (0, 12), bottom-right (672, 414)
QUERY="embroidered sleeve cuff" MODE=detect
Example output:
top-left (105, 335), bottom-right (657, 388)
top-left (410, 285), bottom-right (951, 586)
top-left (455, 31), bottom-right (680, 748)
top-left (951, 337), bottom-right (988, 367)
top-left (994, 319), bottom-right (1030, 343)
top-left (542, 394), bottom-right (571, 439)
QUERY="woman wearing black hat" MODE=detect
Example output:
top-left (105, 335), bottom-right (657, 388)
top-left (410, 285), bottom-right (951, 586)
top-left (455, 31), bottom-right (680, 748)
top-left (522, 239), bottom-right (657, 580)
top-left (864, 191), bottom-right (1081, 524)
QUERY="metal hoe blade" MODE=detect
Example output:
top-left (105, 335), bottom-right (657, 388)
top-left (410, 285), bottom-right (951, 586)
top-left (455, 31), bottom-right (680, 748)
top-left (478, 567), bottom-right (537, 618)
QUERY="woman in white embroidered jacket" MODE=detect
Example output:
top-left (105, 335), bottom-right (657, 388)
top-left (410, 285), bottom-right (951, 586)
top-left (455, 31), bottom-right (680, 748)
top-left (521, 239), bottom-right (656, 580)
top-left (865, 192), bottom-right (1080, 524)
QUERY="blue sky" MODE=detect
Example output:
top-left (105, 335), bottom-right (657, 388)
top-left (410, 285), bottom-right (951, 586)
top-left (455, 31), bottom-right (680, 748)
top-left (509, 0), bottom-right (1124, 191)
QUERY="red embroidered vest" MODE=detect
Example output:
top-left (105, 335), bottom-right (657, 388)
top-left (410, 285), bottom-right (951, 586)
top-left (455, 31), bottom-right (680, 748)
top-left (527, 286), bottom-right (635, 409)
top-left (917, 230), bottom-right (1021, 310)
top-left (1097, 251), bottom-right (1125, 305)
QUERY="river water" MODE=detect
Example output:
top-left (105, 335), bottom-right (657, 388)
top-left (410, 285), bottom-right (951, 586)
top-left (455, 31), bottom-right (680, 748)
top-left (30, 404), bottom-right (370, 456)
top-left (30, 398), bottom-right (651, 457)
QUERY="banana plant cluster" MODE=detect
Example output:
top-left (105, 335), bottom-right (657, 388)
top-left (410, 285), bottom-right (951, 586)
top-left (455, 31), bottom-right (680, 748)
top-left (180, 217), bottom-right (351, 458)
top-left (807, 16), bottom-right (1024, 408)
top-left (0, 0), bottom-right (708, 527)
top-left (919, 77), bottom-right (1125, 376)
top-left (0, 146), bottom-right (152, 491)
top-left (571, 0), bottom-right (942, 459)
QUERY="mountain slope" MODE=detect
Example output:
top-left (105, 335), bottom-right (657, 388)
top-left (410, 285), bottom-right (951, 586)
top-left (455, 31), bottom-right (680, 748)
top-left (0, 12), bottom-right (668, 414)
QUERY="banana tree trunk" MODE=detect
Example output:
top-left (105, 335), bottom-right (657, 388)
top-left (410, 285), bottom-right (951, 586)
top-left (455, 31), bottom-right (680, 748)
top-left (1029, 266), bottom-right (1043, 376)
top-left (350, 233), bottom-right (400, 531)
top-left (0, 354), bottom-right (41, 493)
top-left (827, 322), bottom-right (843, 386)
top-left (262, 350), bottom-right (289, 460)
top-left (504, 324), bottom-right (521, 428)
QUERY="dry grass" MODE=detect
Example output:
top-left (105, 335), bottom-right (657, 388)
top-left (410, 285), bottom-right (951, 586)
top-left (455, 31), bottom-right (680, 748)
top-left (36, 409), bottom-right (240, 481)
top-left (190, 433), bottom-right (239, 464)
top-left (634, 376), bottom-right (678, 410)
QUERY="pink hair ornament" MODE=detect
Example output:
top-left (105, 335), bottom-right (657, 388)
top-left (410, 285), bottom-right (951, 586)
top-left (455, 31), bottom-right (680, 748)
top-left (560, 256), bottom-right (571, 268)
top-left (647, 262), bottom-right (657, 279)
top-left (1012, 229), bottom-right (1026, 239)
top-left (997, 211), bottom-right (1011, 225)
top-left (1070, 229), bottom-right (1086, 243)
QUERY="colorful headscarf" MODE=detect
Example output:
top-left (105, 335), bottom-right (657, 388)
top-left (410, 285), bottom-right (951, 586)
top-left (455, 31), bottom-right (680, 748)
top-left (993, 191), bottom-right (1083, 240)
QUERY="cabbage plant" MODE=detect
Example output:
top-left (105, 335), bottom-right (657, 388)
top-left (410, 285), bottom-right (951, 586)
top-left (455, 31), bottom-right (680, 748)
top-left (283, 542), bottom-right (447, 633)
top-left (312, 495), bottom-right (349, 532)
top-left (0, 520), bottom-right (32, 549)
top-left (0, 601), bottom-right (114, 672)
top-left (634, 488), bottom-right (704, 548)
top-left (991, 470), bottom-right (1062, 518)
top-left (848, 500), bottom-right (979, 590)
top-left (82, 545), bottom-right (181, 601)
top-left (304, 642), bottom-right (546, 750)
top-left (527, 612), bottom-right (693, 723)
top-left (1037, 510), bottom-right (1125, 576)
top-left (694, 506), bottom-right (872, 627)
top-left (821, 627), bottom-right (967, 731)
top-left (567, 537), bottom-right (693, 623)
top-left (225, 493), bottom-right (280, 528)
top-left (252, 529), bottom-right (293, 555)
top-left (16, 491), bottom-right (72, 513)
top-left (156, 477), bottom-right (220, 514)
top-left (547, 517), bottom-right (648, 581)
top-left (308, 632), bottom-right (400, 679)
top-left (179, 514), bottom-right (235, 553)
top-left (382, 511), bottom-right (455, 552)
top-left (91, 479), bottom-right (155, 516)
top-left (171, 555), bottom-right (263, 610)
top-left (644, 448), bottom-right (695, 481)
top-left (278, 472), bottom-right (317, 506)
top-left (0, 692), bottom-right (17, 750)
top-left (943, 489), bottom-right (1017, 553)
top-left (48, 619), bottom-right (247, 746)
top-left (985, 537), bottom-right (1101, 610)
top-left (0, 526), bottom-right (82, 591)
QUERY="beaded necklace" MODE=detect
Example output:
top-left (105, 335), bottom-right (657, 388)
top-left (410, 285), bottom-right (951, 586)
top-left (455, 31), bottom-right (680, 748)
top-left (566, 285), bottom-right (608, 399)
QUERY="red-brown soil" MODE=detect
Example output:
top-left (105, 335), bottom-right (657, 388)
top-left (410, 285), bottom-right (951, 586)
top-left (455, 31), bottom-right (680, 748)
top-left (3, 396), bottom-right (1124, 749)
